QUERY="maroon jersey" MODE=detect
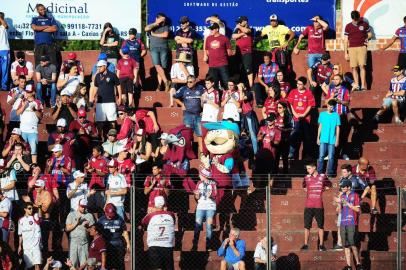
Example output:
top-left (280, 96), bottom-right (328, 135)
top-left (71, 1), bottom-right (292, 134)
top-left (258, 126), bottom-right (281, 157)
top-left (264, 97), bottom-right (278, 116)
top-left (144, 174), bottom-right (171, 207)
top-left (117, 158), bottom-right (136, 186)
top-left (344, 20), bottom-right (371, 47)
top-left (87, 156), bottom-right (109, 189)
top-left (352, 165), bottom-right (377, 185)
top-left (69, 119), bottom-right (97, 147)
top-left (302, 25), bottom-right (326, 54)
top-left (302, 173), bottom-right (331, 208)
top-left (88, 235), bottom-right (107, 264)
top-left (48, 132), bottom-right (75, 158)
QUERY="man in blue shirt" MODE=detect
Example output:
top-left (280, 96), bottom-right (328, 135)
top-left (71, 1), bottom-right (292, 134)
top-left (217, 227), bottom-right (246, 270)
top-left (173, 75), bottom-right (204, 153)
top-left (31, 4), bottom-right (58, 67)
top-left (317, 99), bottom-right (340, 176)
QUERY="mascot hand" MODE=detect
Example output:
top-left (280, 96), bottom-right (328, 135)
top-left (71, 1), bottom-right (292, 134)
top-left (200, 155), bottom-right (210, 169)
top-left (213, 160), bottom-right (230, 174)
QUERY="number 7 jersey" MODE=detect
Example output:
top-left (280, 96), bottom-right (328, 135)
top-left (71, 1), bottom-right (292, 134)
top-left (142, 210), bottom-right (176, 248)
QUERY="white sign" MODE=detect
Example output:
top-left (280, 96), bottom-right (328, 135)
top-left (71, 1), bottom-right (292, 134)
top-left (342, 0), bottom-right (406, 38)
top-left (2, 0), bottom-right (141, 40)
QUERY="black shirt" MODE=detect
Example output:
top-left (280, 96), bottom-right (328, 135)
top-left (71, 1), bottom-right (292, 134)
top-left (94, 71), bottom-right (120, 104)
top-left (52, 103), bottom-right (77, 126)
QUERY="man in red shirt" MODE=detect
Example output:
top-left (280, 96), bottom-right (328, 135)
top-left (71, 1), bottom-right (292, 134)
top-left (116, 46), bottom-right (138, 106)
top-left (301, 162), bottom-right (331, 251)
top-left (307, 53), bottom-right (334, 107)
top-left (287, 77), bottom-right (316, 159)
top-left (47, 118), bottom-right (75, 159)
top-left (344, 10), bottom-right (372, 91)
top-left (294, 15), bottom-right (329, 67)
top-left (87, 223), bottom-right (107, 269)
top-left (353, 157), bottom-right (378, 214)
top-left (232, 16), bottom-right (253, 87)
top-left (117, 148), bottom-right (136, 187)
top-left (144, 163), bottom-right (171, 213)
top-left (204, 23), bottom-right (232, 90)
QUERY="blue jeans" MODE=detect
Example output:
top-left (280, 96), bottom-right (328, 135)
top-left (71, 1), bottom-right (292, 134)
top-left (193, 209), bottom-right (216, 249)
top-left (36, 82), bottom-right (57, 107)
top-left (246, 116), bottom-right (258, 154)
top-left (183, 112), bottom-right (202, 136)
top-left (0, 50), bottom-right (10, 90)
top-left (21, 132), bottom-right (38, 155)
top-left (317, 143), bottom-right (336, 176)
top-left (307, 53), bottom-right (323, 68)
top-left (115, 205), bottom-right (125, 220)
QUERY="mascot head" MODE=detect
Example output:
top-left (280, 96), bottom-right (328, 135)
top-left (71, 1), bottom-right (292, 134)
top-left (203, 121), bottom-right (240, 155)
top-left (163, 125), bottom-right (196, 162)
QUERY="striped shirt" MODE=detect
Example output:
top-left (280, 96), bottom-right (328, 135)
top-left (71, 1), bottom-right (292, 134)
top-left (258, 63), bottom-right (279, 85)
top-left (327, 85), bottom-right (350, 115)
top-left (395, 26), bottom-right (406, 53)
top-left (340, 191), bottom-right (360, 226)
top-left (389, 75), bottom-right (406, 101)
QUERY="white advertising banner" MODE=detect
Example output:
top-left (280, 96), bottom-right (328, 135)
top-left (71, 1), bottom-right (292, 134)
top-left (342, 0), bottom-right (406, 38)
top-left (2, 0), bottom-right (141, 40)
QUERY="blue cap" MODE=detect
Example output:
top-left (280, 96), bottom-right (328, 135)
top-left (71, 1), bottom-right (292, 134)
top-left (98, 53), bottom-right (107, 60)
top-left (203, 121), bottom-right (240, 136)
top-left (121, 46), bottom-right (130, 54)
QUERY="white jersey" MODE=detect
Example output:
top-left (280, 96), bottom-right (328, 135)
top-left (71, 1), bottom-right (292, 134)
top-left (142, 210), bottom-right (175, 248)
top-left (106, 173), bottom-right (127, 207)
top-left (195, 180), bottom-right (217, 211)
top-left (66, 182), bottom-right (89, 211)
top-left (18, 213), bottom-right (42, 250)
top-left (0, 170), bottom-right (18, 201)
top-left (14, 97), bottom-right (43, 134)
top-left (58, 74), bottom-right (82, 96)
top-left (201, 89), bottom-right (220, 122)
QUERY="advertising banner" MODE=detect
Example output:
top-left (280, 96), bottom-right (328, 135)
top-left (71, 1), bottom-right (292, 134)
top-left (3, 0), bottom-right (141, 40)
top-left (342, 0), bottom-right (406, 38)
top-left (147, 0), bottom-right (336, 37)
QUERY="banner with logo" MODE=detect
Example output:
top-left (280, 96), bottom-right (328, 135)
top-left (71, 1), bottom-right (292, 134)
top-left (342, 0), bottom-right (406, 38)
top-left (147, 0), bottom-right (336, 37)
top-left (3, 0), bottom-right (141, 40)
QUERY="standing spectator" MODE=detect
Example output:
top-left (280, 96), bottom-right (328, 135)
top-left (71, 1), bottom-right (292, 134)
top-left (335, 180), bottom-right (363, 270)
top-left (91, 60), bottom-right (121, 137)
top-left (382, 16), bottom-right (406, 69)
top-left (344, 10), bottom-right (372, 91)
top-left (121, 28), bottom-right (147, 65)
top-left (294, 15), bottom-right (329, 67)
top-left (275, 70), bottom-right (291, 100)
top-left (117, 148), bottom-right (136, 186)
top-left (192, 168), bottom-right (217, 251)
top-left (60, 52), bottom-right (84, 81)
top-left (253, 53), bottom-right (280, 107)
top-left (301, 162), bottom-right (331, 251)
top-left (87, 223), bottom-right (107, 269)
top-left (201, 76), bottom-right (221, 123)
top-left (254, 237), bottom-right (277, 270)
top-left (15, 85), bottom-right (43, 164)
top-left (57, 63), bottom-right (83, 97)
top-left (0, 190), bottom-right (11, 242)
top-left (175, 16), bottom-right (196, 65)
top-left (203, 15), bottom-right (226, 62)
top-left (232, 16), bottom-right (254, 87)
top-left (0, 159), bottom-right (18, 203)
top-left (217, 227), bottom-right (246, 270)
top-left (117, 46), bottom-right (138, 106)
top-left (90, 53), bottom-right (116, 83)
top-left (374, 65), bottom-right (406, 124)
top-left (307, 53), bottom-right (334, 107)
top-left (35, 55), bottom-right (57, 107)
top-left (287, 77), bottom-right (316, 160)
top-left (48, 118), bottom-right (75, 159)
top-left (131, 108), bottom-right (161, 150)
top-left (141, 196), bottom-right (176, 270)
top-left (144, 164), bottom-right (171, 214)
top-left (106, 159), bottom-right (127, 220)
top-left (5, 142), bottom-right (31, 184)
top-left (173, 75), bottom-right (204, 152)
top-left (18, 202), bottom-right (42, 270)
top-left (67, 170), bottom-right (95, 212)
top-left (168, 52), bottom-right (194, 107)
top-left (262, 84), bottom-right (281, 120)
top-left (353, 157), bottom-right (378, 214)
top-left (99, 22), bottom-right (119, 66)
top-left (28, 164), bottom-right (59, 201)
top-left (275, 102), bottom-right (293, 174)
top-left (116, 106), bottom-right (134, 141)
top-left (317, 99), bottom-right (340, 176)
top-left (239, 83), bottom-right (259, 154)
top-left (31, 4), bottom-right (58, 66)
top-left (97, 203), bottom-right (130, 270)
top-left (145, 13), bottom-right (171, 92)
top-left (221, 80), bottom-right (241, 123)
top-left (131, 129), bottom-right (152, 172)
top-left (10, 51), bottom-right (34, 86)
top-left (7, 76), bottom-right (26, 132)
top-left (51, 90), bottom-right (78, 125)
top-left (65, 198), bottom-right (95, 268)
top-left (205, 23), bottom-right (232, 90)
top-left (0, 12), bottom-right (9, 91)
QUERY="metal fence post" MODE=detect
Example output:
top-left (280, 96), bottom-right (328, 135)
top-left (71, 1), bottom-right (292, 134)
top-left (266, 184), bottom-right (271, 270)
top-left (397, 187), bottom-right (402, 270)
top-left (131, 186), bottom-right (136, 270)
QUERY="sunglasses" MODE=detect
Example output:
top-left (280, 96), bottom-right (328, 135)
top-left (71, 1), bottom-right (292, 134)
top-left (26, 207), bottom-right (33, 210)
top-left (277, 106), bottom-right (283, 109)
top-left (333, 67), bottom-right (339, 70)
top-left (118, 112), bottom-right (124, 115)
top-left (78, 116), bottom-right (86, 119)
top-left (187, 81), bottom-right (195, 83)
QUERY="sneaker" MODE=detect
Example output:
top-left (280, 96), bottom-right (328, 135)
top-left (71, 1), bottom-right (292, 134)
top-left (342, 154), bottom-right (350, 160)
top-left (318, 245), bottom-right (327, 251)
top-left (300, 244), bottom-right (309, 251)
top-left (333, 244), bottom-right (343, 251)
top-left (395, 118), bottom-right (403, 125)
top-left (373, 114), bottom-right (380, 123)
top-left (324, 156), bottom-right (329, 161)
top-left (371, 208), bottom-right (379, 215)
top-left (356, 264), bottom-right (364, 270)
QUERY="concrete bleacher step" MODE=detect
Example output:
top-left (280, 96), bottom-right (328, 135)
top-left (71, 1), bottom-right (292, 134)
top-left (350, 90), bottom-right (386, 109)
top-left (370, 124), bottom-right (406, 143)
top-left (363, 142), bottom-right (406, 159)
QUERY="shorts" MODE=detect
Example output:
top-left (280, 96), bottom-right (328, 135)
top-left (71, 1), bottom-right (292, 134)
top-left (382, 97), bottom-right (404, 108)
top-left (227, 261), bottom-right (242, 270)
top-left (340, 225), bottom-right (358, 247)
top-left (398, 53), bottom-right (406, 69)
top-left (241, 53), bottom-right (253, 75)
top-left (95, 103), bottom-right (117, 122)
top-left (119, 77), bottom-right (134, 95)
top-left (150, 47), bottom-right (169, 68)
top-left (304, 208), bottom-right (324, 229)
top-left (23, 248), bottom-right (42, 268)
top-left (348, 46), bottom-right (367, 68)
top-left (21, 132), bottom-right (38, 155)
top-left (183, 112), bottom-right (202, 136)
top-left (148, 246), bottom-right (174, 270)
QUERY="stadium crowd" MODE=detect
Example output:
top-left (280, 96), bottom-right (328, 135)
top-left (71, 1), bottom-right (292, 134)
top-left (0, 3), bottom-right (405, 270)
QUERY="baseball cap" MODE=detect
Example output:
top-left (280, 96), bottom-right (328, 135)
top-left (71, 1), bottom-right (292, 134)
top-left (98, 53), bottom-right (107, 60)
top-left (104, 203), bottom-right (117, 219)
top-left (108, 129), bottom-right (117, 136)
top-left (321, 53), bottom-right (331, 60)
top-left (34, 179), bottom-right (46, 188)
top-left (236, 16), bottom-right (248, 23)
top-left (266, 113), bottom-right (277, 122)
top-left (25, 84), bottom-right (35, 93)
top-left (56, 118), bottom-right (67, 127)
top-left (40, 55), bottom-right (50, 62)
top-left (51, 144), bottom-right (63, 152)
top-left (129, 28), bottom-right (137, 35)
top-left (159, 133), bottom-right (168, 140)
top-left (78, 198), bottom-right (88, 208)
top-left (136, 129), bottom-right (145, 136)
top-left (121, 46), bottom-right (130, 54)
top-left (77, 109), bottom-right (86, 118)
top-left (209, 23), bottom-right (220, 30)
top-left (179, 16), bottom-right (189, 24)
top-left (117, 105), bottom-right (127, 112)
top-left (270, 14), bottom-right (278, 21)
top-left (50, 260), bottom-right (62, 268)
top-left (67, 52), bottom-right (77, 60)
top-left (0, 159), bottom-right (5, 169)
top-left (107, 159), bottom-right (118, 167)
top-left (340, 180), bottom-right (352, 188)
top-left (154, 196), bottom-right (165, 208)
top-left (199, 167), bottom-right (212, 178)
top-left (60, 89), bottom-right (71, 96)
top-left (73, 170), bottom-right (85, 179)
top-left (97, 60), bottom-right (107, 67)
top-left (11, 128), bottom-right (21, 135)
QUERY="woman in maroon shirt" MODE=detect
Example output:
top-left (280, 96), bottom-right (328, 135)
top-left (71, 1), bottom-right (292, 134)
top-left (262, 84), bottom-right (281, 120)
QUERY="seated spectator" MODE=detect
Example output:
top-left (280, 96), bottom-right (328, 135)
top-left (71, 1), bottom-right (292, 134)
top-left (106, 159), bottom-right (128, 220)
top-left (65, 198), bottom-right (95, 268)
top-left (99, 22), bottom-right (120, 66)
top-left (144, 163), bottom-right (170, 213)
top-left (192, 167), bottom-right (217, 251)
top-left (7, 76), bottom-right (27, 132)
top-left (102, 129), bottom-right (126, 158)
top-left (217, 227), bottom-right (246, 270)
top-left (151, 133), bottom-right (169, 163)
top-left (117, 46), bottom-right (138, 106)
top-left (131, 129), bottom-right (152, 169)
top-left (254, 237), bottom-right (277, 270)
top-left (130, 108), bottom-right (161, 150)
top-left (51, 90), bottom-right (78, 126)
top-left (253, 53), bottom-right (279, 107)
top-left (0, 158), bottom-right (18, 204)
top-left (322, 64), bottom-right (356, 93)
top-left (35, 55), bottom-right (57, 107)
top-left (97, 203), bottom-right (130, 270)
top-left (307, 53), bottom-right (334, 107)
top-left (262, 84), bottom-right (281, 120)
top-left (48, 118), bottom-right (75, 158)
top-left (353, 157), bottom-right (378, 214)
top-left (221, 79), bottom-right (241, 123)
top-left (67, 170), bottom-right (95, 212)
top-left (169, 52), bottom-right (194, 107)
top-left (71, 83), bottom-right (89, 110)
top-left (274, 102), bottom-right (292, 174)
top-left (10, 51), bottom-right (34, 86)
top-left (87, 223), bottom-right (107, 269)
top-left (28, 163), bottom-right (58, 201)
top-left (0, 190), bottom-right (11, 242)
top-left (15, 84), bottom-right (43, 163)
top-left (5, 142), bottom-right (31, 182)
top-left (0, 240), bottom-right (16, 270)
top-left (57, 62), bottom-right (83, 97)
top-left (117, 147), bottom-right (136, 187)
top-left (44, 258), bottom-right (63, 270)
top-left (2, 128), bottom-right (30, 160)
top-left (374, 65), bottom-right (406, 124)
top-left (60, 52), bottom-right (84, 81)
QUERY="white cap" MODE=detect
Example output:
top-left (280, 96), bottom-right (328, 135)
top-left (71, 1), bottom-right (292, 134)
top-left (73, 170), bottom-right (85, 179)
top-left (34, 179), bottom-right (45, 188)
top-left (50, 260), bottom-right (63, 268)
top-left (0, 159), bottom-right (5, 168)
top-left (78, 198), bottom-right (88, 207)
top-left (154, 196), bottom-right (165, 208)
top-left (270, 14), bottom-right (278, 21)
top-left (159, 133), bottom-right (168, 140)
top-left (51, 144), bottom-right (63, 152)
top-left (56, 118), bottom-right (67, 127)
top-left (11, 128), bottom-right (21, 135)
top-left (136, 129), bottom-right (144, 136)
top-left (97, 60), bottom-right (107, 67)
top-left (60, 89), bottom-right (71, 96)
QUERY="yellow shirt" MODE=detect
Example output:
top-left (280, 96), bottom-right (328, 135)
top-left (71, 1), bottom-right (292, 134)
top-left (261, 24), bottom-right (290, 49)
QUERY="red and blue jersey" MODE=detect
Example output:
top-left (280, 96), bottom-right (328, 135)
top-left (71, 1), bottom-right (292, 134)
top-left (258, 63), bottom-right (279, 85)
top-left (389, 75), bottom-right (406, 101)
top-left (340, 191), bottom-right (360, 226)
top-left (327, 85), bottom-right (350, 115)
top-left (395, 26), bottom-right (406, 54)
